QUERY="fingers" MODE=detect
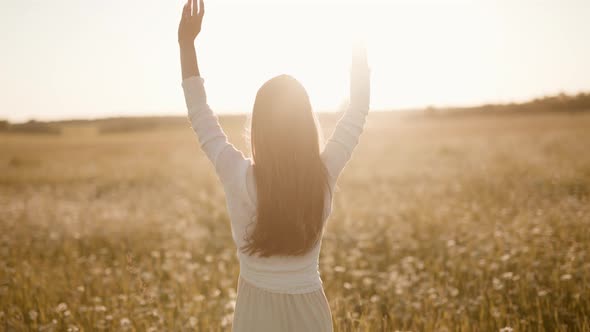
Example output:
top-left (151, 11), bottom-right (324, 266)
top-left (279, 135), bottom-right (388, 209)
top-left (199, 0), bottom-right (205, 18)
top-left (182, 1), bottom-right (190, 18)
top-left (191, 0), bottom-right (197, 16)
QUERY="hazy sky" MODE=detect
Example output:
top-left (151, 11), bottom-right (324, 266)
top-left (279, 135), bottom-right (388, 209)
top-left (1, 0), bottom-right (589, 122)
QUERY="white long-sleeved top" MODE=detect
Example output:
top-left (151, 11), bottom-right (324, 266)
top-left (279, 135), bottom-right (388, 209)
top-left (182, 69), bottom-right (370, 294)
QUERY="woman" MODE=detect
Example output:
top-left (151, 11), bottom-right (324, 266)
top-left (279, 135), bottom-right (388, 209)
top-left (178, 0), bottom-right (370, 330)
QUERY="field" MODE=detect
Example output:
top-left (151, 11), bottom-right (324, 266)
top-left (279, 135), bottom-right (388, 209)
top-left (1, 111), bottom-right (589, 331)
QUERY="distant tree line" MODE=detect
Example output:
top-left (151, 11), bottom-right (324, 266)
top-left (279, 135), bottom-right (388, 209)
top-left (0, 115), bottom-right (248, 135)
top-left (1, 92), bottom-right (588, 134)
top-left (425, 92), bottom-right (590, 115)
top-left (529, 92), bottom-right (590, 111)
top-left (0, 120), bottom-right (61, 135)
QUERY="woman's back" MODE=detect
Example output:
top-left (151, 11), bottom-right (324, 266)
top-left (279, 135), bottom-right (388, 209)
top-left (226, 156), bottom-right (333, 294)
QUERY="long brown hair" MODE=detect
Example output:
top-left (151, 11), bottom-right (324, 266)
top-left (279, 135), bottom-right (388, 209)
top-left (242, 74), bottom-right (330, 257)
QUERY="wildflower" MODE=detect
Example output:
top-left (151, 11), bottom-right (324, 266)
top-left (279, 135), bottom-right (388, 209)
top-left (94, 305), bottom-right (107, 312)
top-left (362, 277), bottom-right (373, 286)
top-left (225, 300), bottom-right (236, 310)
top-left (56, 303), bottom-right (68, 313)
top-left (28, 310), bottom-right (38, 321)
top-left (221, 314), bottom-right (233, 328)
top-left (491, 308), bottom-right (501, 318)
top-left (492, 277), bottom-right (503, 290)
top-left (67, 325), bottom-right (80, 332)
top-left (120, 317), bottom-right (131, 327)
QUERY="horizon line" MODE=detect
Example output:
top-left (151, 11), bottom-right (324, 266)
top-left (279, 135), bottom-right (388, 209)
top-left (3, 89), bottom-right (589, 124)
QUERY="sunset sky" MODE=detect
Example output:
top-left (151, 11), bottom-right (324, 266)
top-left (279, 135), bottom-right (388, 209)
top-left (1, 0), bottom-right (589, 122)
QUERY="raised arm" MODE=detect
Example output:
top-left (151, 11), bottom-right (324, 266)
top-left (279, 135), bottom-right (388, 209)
top-left (178, 0), bottom-right (249, 186)
top-left (179, 0), bottom-right (203, 79)
top-left (321, 45), bottom-right (371, 183)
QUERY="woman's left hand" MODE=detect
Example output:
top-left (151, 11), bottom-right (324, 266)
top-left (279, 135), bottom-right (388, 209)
top-left (178, 0), bottom-right (205, 47)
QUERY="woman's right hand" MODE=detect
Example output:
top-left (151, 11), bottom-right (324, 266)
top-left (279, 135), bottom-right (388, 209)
top-left (178, 0), bottom-right (205, 47)
top-left (351, 43), bottom-right (371, 111)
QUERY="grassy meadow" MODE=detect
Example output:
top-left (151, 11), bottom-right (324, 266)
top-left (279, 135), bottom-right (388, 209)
top-left (0, 111), bottom-right (589, 331)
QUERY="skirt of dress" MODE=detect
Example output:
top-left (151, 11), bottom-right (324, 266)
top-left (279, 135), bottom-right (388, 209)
top-left (232, 276), bottom-right (333, 332)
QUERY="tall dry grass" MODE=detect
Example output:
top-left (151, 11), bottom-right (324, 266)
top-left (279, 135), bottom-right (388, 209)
top-left (0, 112), bottom-right (589, 331)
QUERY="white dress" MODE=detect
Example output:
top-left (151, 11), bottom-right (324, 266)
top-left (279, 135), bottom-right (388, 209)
top-left (182, 68), bottom-right (370, 331)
